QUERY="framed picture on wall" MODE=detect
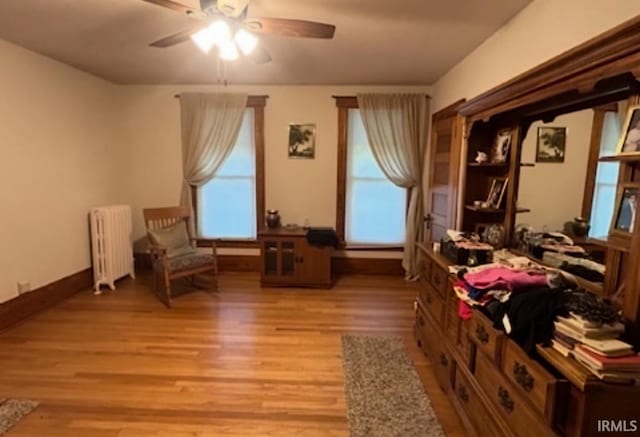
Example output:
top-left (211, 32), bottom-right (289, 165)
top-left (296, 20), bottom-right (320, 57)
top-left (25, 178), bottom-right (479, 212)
top-left (486, 177), bottom-right (509, 209)
top-left (491, 129), bottom-right (512, 163)
top-left (536, 126), bottom-right (566, 163)
top-left (610, 183), bottom-right (639, 238)
top-left (616, 105), bottom-right (640, 156)
top-left (288, 123), bottom-right (316, 159)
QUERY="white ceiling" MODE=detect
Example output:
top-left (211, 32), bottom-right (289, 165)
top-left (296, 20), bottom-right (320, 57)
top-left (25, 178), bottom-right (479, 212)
top-left (0, 0), bottom-right (531, 85)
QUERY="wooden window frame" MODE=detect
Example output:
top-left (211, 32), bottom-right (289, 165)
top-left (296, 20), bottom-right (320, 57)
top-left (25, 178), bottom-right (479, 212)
top-left (193, 95), bottom-right (267, 249)
top-left (334, 96), bottom-right (404, 251)
top-left (581, 102), bottom-right (619, 219)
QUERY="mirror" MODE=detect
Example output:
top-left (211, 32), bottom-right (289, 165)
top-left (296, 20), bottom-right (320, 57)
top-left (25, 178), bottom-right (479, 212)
top-left (513, 100), bottom-right (628, 283)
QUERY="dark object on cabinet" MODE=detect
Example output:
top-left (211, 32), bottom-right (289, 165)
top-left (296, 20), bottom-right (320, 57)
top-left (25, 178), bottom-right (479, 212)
top-left (259, 228), bottom-right (332, 288)
top-left (306, 227), bottom-right (341, 248)
top-left (441, 239), bottom-right (493, 266)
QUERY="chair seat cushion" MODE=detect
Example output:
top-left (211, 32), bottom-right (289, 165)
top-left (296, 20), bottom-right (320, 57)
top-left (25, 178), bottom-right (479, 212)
top-left (156, 253), bottom-right (215, 273)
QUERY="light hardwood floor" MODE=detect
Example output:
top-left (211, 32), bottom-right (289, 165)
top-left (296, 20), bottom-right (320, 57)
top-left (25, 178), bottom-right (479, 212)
top-left (0, 273), bottom-right (465, 436)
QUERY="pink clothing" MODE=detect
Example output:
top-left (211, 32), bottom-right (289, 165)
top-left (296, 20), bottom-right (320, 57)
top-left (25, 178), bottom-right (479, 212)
top-left (458, 300), bottom-right (472, 320)
top-left (463, 267), bottom-right (547, 291)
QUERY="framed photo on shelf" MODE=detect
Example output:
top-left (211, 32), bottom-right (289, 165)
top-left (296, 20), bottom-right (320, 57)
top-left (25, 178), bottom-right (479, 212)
top-left (610, 182), bottom-right (639, 238)
top-left (491, 129), bottom-right (512, 163)
top-left (616, 105), bottom-right (640, 156)
top-left (288, 123), bottom-right (316, 159)
top-left (536, 126), bottom-right (566, 163)
top-left (486, 177), bottom-right (509, 209)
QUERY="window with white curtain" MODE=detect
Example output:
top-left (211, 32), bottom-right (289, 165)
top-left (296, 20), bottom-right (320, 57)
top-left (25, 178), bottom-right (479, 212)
top-left (345, 109), bottom-right (406, 245)
top-left (197, 108), bottom-right (256, 239)
top-left (589, 111), bottom-right (621, 237)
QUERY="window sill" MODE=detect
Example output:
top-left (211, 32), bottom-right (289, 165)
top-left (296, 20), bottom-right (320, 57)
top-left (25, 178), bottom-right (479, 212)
top-left (196, 238), bottom-right (260, 249)
top-left (343, 244), bottom-right (403, 252)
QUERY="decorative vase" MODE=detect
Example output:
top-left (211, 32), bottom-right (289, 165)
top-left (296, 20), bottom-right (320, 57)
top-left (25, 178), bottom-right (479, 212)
top-left (571, 217), bottom-right (590, 237)
top-left (266, 210), bottom-right (281, 228)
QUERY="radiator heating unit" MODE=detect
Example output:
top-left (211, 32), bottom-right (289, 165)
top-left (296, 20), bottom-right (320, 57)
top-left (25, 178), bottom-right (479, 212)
top-left (90, 205), bottom-right (135, 292)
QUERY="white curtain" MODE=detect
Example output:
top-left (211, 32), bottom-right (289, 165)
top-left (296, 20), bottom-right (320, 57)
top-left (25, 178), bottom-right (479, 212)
top-left (179, 92), bottom-right (248, 233)
top-left (357, 93), bottom-right (429, 280)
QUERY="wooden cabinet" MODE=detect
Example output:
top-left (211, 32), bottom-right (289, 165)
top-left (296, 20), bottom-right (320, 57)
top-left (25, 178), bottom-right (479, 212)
top-left (259, 228), bottom-right (331, 288)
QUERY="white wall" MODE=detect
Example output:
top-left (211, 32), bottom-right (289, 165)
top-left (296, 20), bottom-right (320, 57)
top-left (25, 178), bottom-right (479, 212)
top-left (0, 39), bottom-right (122, 303)
top-left (517, 110), bottom-right (592, 231)
top-left (117, 85), bottom-right (431, 257)
top-left (433, 0), bottom-right (640, 111)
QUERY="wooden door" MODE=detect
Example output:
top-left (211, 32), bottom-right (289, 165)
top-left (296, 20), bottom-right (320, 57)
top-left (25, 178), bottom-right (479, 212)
top-left (425, 101), bottom-right (465, 246)
top-left (297, 242), bottom-right (331, 286)
top-left (261, 237), bottom-right (298, 284)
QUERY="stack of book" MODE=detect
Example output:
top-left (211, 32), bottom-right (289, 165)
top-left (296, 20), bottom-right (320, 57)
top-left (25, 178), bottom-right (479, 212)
top-left (552, 314), bottom-right (640, 383)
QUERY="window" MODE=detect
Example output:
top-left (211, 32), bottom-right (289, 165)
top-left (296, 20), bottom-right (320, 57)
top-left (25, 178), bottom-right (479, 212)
top-left (589, 111), bottom-right (621, 237)
top-left (195, 97), bottom-right (265, 242)
top-left (336, 98), bottom-right (406, 246)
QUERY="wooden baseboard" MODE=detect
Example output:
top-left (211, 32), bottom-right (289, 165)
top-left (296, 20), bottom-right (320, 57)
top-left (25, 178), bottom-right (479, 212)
top-left (332, 257), bottom-right (404, 276)
top-left (217, 255), bottom-right (261, 272)
top-left (135, 253), bottom-right (403, 276)
top-left (0, 268), bottom-right (92, 331)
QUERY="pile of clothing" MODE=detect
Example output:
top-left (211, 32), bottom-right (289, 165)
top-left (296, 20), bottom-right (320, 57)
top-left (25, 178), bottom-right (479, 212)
top-left (527, 232), bottom-right (605, 283)
top-left (453, 255), bottom-right (581, 355)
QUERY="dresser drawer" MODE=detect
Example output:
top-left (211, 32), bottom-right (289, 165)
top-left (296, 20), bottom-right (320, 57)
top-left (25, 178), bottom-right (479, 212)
top-left (420, 254), bottom-right (433, 285)
top-left (430, 264), bottom-right (448, 298)
top-left (475, 353), bottom-right (555, 437)
top-left (433, 343), bottom-right (454, 391)
top-left (416, 305), bottom-right (441, 358)
top-left (471, 310), bottom-right (504, 365)
top-left (420, 282), bottom-right (445, 327)
top-left (415, 306), bottom-right (430, 355)
top-left (459, 319), bottom-right (475, 370)
top-left (454, 365), bottom-right (510, 437)
top-left (502, 340), bottom-right (566, 423)
top-left (444, 294), bottom-right (460, 346)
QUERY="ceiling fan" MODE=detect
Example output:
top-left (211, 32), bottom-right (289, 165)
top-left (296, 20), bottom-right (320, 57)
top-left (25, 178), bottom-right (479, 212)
top-left (143, 0), bottom-right (336, 64)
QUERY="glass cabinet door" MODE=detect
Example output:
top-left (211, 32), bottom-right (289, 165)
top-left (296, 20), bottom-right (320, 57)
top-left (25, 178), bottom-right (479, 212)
top-left (281, 241), bottom-right (296, 276)
top-left (264, 241), bottom-right (278, 276)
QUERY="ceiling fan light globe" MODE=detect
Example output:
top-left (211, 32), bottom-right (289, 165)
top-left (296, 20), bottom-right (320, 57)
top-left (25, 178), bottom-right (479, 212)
top-left (234, 29), bottom-right (258, 55)
top-left (219, 41), bottom-right (239, 61)
top-left (209, 20), bottom-right (232, 46)
top-left (190, 27), bottom-right (216, 53)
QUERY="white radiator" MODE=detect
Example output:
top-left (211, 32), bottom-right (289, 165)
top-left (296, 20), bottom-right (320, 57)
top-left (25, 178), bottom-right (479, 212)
top-left (90, 205), bottom-right (135, 292)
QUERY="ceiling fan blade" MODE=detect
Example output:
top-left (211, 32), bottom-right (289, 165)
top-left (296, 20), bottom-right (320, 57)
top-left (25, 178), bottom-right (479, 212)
top-left (150, 26), bottom-right (206, 47)
top-left (141, 0), bottom-right (206, 19)
top-left (244, 18), bottom-right (335, 39)
top-left (247, 45), bottom-right (272, 64)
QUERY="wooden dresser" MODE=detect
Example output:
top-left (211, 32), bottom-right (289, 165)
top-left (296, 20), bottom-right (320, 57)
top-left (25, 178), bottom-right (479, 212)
top-left (415, 244), bottom-right (640, 437)
top-left (258, 228), bottom-right (332, 288)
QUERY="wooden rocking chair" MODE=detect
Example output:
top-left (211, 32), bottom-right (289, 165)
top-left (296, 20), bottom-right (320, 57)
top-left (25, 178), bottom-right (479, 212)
top-left (143, 206), bottom-right (217, 307)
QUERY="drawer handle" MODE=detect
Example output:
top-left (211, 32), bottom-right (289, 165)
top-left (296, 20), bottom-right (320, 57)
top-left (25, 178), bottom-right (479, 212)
top-left (475, 324), bottom-right (489, 344)
top-left (439, 353), bottom-right (449, 367)
top-left (418, 316), bottom-right (425, 327)
top-left (458, 385), bottom-right (469, 402)
top-left (498, 386), bottom-right (515, 414)
top-left (513, 362), bottom-right (535, 392)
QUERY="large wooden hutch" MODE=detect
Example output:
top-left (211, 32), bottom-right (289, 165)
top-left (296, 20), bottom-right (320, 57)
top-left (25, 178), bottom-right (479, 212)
top-left (416, 16), bottom-right (640, 437)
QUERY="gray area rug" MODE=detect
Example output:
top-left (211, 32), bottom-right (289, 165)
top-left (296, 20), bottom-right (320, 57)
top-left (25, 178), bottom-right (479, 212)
top-left (341, 335), bottom-right (445, 437)
top-left (0, 398), bottom-right (38, 435)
